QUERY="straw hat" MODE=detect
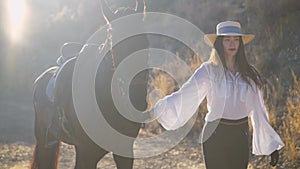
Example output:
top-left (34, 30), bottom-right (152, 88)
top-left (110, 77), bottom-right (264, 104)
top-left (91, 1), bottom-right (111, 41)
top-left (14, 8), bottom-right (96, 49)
top-left (204, 21), bottom-right (254, 47)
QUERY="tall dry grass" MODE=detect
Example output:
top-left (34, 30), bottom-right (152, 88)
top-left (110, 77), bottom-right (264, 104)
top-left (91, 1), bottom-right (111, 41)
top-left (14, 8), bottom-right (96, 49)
top-left (148, 50), bottom-right (202, 107)
top-left (144, 48), bottom-right (203, 136)
top-left (280, 71), bottom-right (300, 165)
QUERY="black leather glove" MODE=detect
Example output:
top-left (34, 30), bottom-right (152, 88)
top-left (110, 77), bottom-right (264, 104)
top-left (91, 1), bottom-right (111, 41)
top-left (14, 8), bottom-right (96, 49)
top-left (269, 150), bottom-right (279, 166)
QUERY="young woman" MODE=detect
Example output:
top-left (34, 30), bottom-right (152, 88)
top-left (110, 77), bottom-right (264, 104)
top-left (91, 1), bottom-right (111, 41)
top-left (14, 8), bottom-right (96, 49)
top-left (152, 21), bottom-right (284, 169)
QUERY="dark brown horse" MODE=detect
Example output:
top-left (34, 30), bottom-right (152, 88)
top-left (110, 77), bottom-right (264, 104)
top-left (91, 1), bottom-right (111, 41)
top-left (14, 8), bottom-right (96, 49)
top-left (30, 1), bottom-right (148, 168)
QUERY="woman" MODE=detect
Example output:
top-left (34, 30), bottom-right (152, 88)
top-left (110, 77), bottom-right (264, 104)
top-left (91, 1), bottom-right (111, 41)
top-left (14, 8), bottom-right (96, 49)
top-left (152, 21), bottom-right (284, 169)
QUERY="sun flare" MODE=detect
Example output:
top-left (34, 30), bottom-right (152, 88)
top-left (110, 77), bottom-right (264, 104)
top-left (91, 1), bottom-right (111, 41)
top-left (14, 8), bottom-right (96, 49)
top-left (6, 0), bottom-right (28, 43)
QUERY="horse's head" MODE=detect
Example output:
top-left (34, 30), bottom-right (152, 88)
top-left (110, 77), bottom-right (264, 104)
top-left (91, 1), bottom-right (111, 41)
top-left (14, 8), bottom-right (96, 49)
top-left (93, 0), bottom-right (149, 114)
top-left (100, 0), bottom-right (145, 23)
top-left (97, 0), bottom-right (148, 65)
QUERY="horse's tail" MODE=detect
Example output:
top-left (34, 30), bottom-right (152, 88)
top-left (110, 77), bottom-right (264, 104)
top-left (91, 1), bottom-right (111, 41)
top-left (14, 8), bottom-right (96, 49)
top-left (31, 66), bottom-right (60, 169)
top-left (30, 140), bottom-right (60, 169)
top-left (30, 97), bottom-right (61, 169)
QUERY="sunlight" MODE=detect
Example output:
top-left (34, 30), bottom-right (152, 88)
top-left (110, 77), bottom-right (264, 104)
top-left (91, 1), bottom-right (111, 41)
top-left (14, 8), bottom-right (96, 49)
top-left (6, 0), bottom-right (28, 44)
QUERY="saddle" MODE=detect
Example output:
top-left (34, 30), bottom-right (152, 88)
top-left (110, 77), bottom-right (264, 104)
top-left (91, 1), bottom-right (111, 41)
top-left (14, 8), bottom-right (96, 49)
top-left (45, 57), bottom-right (78, 147)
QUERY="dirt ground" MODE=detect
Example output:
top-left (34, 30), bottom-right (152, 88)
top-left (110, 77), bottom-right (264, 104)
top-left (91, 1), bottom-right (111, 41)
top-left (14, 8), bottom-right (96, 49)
top-left (0, 140), bottom-right (206, 169)
top-left (0, 97), bottom-right (207, 169)
top-left (0, 96), bottom-right (284, 169)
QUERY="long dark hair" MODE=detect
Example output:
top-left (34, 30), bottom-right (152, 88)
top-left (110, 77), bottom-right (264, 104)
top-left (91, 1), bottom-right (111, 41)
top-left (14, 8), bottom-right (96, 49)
top-left (214, 36), bottom-right (264, 89)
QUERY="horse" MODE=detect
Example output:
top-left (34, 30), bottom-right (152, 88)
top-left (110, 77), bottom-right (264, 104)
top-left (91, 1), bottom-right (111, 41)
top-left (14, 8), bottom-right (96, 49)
top-left (30, 1), bottom-right (148, 168)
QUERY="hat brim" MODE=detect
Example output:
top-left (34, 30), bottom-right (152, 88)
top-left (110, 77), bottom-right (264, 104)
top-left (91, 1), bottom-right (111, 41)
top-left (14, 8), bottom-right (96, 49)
top-left (204, 34), bottom-right (254, 47)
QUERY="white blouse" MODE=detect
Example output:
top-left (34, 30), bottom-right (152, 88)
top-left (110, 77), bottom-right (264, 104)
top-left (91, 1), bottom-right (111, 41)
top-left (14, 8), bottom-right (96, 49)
top-left (153, 61), bottom-right (284, 155)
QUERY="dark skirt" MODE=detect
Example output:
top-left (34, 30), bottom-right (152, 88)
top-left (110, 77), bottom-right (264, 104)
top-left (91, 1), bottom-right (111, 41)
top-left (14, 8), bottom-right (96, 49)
top-left (201, 117), bottom-right (250, 169)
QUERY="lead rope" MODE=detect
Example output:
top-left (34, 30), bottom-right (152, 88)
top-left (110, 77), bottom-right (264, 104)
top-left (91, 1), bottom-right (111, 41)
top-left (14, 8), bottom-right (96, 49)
top-left (100, 0), bottom-right (116, 71)
top-left (107, 25), bottom-right (116, 71)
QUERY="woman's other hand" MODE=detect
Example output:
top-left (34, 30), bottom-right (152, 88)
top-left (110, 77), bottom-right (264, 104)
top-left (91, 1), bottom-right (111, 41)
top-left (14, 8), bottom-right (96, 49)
top-left (269, 150), bottom-right (279, 166)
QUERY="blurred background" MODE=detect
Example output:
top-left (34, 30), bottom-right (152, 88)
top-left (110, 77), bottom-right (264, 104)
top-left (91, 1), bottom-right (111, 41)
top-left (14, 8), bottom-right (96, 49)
top-left (0, 0), bottom-right (299, 168)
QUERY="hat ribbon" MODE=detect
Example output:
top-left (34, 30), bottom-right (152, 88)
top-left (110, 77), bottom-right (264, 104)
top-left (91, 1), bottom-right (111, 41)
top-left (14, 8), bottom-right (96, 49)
top-left (218, 26), bottom-right (241, 34)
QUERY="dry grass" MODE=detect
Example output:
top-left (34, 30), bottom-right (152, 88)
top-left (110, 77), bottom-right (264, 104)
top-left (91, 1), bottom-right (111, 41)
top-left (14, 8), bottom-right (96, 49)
top-left (281, 71), bottom-right (300, 165)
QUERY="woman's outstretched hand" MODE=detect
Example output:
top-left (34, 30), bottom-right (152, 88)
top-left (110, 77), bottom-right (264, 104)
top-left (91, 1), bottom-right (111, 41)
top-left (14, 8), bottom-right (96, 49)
top-left (141, 108), bottom-right (155, 122)
top-left (269, 150), bottom-right (279, 166)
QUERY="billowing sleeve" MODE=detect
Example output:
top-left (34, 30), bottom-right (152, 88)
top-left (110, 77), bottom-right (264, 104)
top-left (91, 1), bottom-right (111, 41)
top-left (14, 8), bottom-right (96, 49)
top-left (153, 64), bottom-right (210, 130)
top-left (249, 86), bottom-right (284, 155)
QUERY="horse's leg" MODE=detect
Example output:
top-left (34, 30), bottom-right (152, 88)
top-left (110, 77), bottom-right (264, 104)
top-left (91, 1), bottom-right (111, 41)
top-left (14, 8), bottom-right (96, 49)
top-left (74, 143), bottom-right (108, 169)
top-left (112, 140), bottom-right (135, 169)
top-left (113, 153), bottom-right (134, 169)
